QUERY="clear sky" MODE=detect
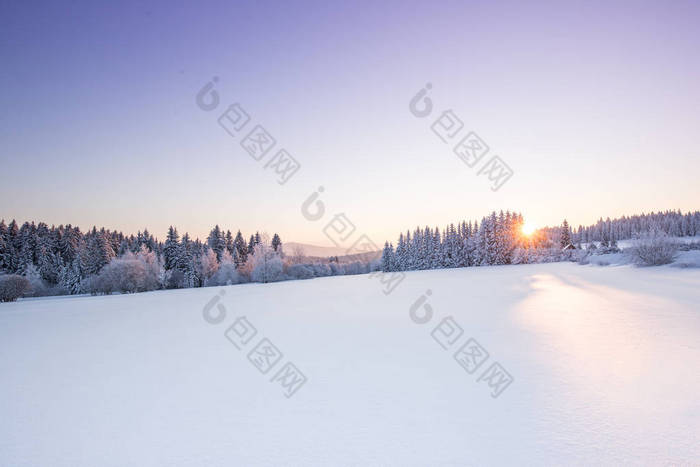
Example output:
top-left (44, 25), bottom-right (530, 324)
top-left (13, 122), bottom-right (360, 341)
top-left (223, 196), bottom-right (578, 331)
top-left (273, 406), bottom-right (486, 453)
top-left (1, 0), bottom-right (699, 246)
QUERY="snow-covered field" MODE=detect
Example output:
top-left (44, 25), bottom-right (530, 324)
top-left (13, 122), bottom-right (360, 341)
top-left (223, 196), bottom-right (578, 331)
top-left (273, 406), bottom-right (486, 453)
top-left (1, 262), bottom-right (699, 466)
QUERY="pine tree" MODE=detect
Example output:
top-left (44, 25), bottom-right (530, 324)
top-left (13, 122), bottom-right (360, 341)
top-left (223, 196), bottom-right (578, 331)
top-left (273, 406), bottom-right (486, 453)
top-left (456, 222), bottom-right (468, 267)
top-left (609, 229), bottom-right (619, 252)
top-left (271, 233), bottom-right (282, 253)
top-left (559, 220), bottom-right (572, 248)
top-left (118, 238), bottom-right (130, 256)
top-left (225, 230), bottom-right (234, 257)
top-left (6, 220), bottom-right (20, 272)
top-left (404, 231), bottom-right (412, 270)
top-left (179, 233), bottom-right (193, 271)
top-left (494, 212), bottom-right (507, 265)
top-left (234, 231), bottom-right (247, 266)
top-left (38, 239), bottom-right (61, 284)
top-left (465, 225), bottom-right (477, 266)
top-left (84, 230), bottom-right (114, 276)
top-left (163, 226), bottom-right (181, 271)
top-left (484, 213), bottom-right (499, 265)
top-left (248, 235), bottom-right (256, 256)
top-left (180, 234), bottom-right (197, 288)
top-left (17, 222), bottom-right (37, 274)
top-left (395, 233), bottom-right (406, 271)
top-left (410, 228), bottom-right (421, 270)
top-left (142, 228), bottom-right (156, 252)
top-left (207, 225), bottom-right (225, 262)
top-left (431, 227), bottom-right (442, 268)
top-left (0, 220), bottom-right (7, 272)
top-left (475, 214), bottom-right (491, 266)
top-left (503, 211), bottom-right (519, 263)
top-left (420, 226), bottom-right (431, 270)
top-left (381, 242), bottom-right (395, 272)
top-left (599, 220), bottom-right (609, 248)
top-left (448, 223), bottom-right (460, 267)
top-left (59, 259), bottom-right (83, 294)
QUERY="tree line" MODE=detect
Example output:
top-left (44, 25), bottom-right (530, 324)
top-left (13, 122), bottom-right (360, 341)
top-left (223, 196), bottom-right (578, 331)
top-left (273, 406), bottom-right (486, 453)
top-left (0, 221), bottom-right (376, 299)
top-left (2, 208), bottom-right (698, 300)
top-left (380, 211), bottom-right (534, 272)
top-left (571, 210), bottom-right (700, 245)
top-left (380, 209), bottom-right (700, 272)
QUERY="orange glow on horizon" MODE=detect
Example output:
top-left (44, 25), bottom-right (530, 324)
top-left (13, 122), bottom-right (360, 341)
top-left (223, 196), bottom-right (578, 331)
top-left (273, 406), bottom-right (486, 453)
top-left (521, 221), bottom-right (537, 236)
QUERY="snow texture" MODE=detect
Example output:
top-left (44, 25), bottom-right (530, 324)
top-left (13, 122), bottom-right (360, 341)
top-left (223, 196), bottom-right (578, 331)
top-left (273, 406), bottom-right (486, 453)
top-left (1, 262), bottom-right (699, 466)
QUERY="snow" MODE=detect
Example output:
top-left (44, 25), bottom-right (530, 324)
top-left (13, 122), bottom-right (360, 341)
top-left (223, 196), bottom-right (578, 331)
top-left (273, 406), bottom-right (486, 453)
top-left (594, 234), bottom-right (700, 250)
top-left (1, 262), bottom-right (699, 466)
top-left (670, 250), bottom-right (700, 268)
top-left (580, 246), bottom-right (700, 267)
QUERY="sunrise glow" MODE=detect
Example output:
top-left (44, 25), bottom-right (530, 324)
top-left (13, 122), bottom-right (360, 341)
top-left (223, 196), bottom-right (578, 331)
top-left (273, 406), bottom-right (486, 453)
top-left (521, 221), bottom-right (537, 236)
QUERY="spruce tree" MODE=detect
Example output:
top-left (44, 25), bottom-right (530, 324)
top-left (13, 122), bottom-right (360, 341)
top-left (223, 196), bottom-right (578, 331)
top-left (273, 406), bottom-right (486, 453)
top-left (560, 220), bottom-right (572, 248)
top-left (207, 225), bottom-right (225, 262)
top-left (7, 220), bottom-right (20, 272)
top-left (0, 220), bottom-right (7, 272)
top-left (394, 233), bottom-right (406, 271)
top-left (225, 230), bottom-right (234, 256)
top-left (248, 235), bottom-right (256, 256)
top-left (84, 231), bottom-right (114, 276)
top-left (60, 259), bottom-right (83, 294)
top-left (163, 226), bottom-right (181, 271)
top-left (271, 233), bottom-right (282, 252)
top-left (432, 227), bottom-right (442, 268)
top-left (381, 242), bottom-right (395, 272)
top-left (234, 230), bottom-right (247, 266)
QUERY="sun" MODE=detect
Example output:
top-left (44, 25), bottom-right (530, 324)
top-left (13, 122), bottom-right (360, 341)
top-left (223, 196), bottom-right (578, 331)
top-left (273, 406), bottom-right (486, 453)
top-left (521, 221), bottom-right (537, 236)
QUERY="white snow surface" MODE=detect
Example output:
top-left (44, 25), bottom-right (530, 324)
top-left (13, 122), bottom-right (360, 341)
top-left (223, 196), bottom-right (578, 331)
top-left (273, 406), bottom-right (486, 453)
top-left (1, 262), bottom-right (699, 466)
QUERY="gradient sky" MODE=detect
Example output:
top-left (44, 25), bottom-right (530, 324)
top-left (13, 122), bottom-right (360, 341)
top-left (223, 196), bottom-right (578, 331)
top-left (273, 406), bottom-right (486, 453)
top-left (1, 0), bottom-right (699, 246)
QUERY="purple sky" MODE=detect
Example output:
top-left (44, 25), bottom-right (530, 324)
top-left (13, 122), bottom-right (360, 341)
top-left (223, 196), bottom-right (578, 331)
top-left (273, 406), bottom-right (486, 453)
top-left (1, 0), bottom-right (699, 245)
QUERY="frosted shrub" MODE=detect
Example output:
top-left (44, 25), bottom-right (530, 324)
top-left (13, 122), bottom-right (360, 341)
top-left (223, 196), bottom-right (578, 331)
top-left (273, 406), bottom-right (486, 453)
top-left (199, 249), bottom-right (219, 281)
top-left (511, 248), bottom-right (530, 265)
top-left (0, 275), bottom-right (31, 302)
top-left (90, 258), bottom-right (146, 294)
top-left (23, 264), bottom-right (49, 296)
top-left (310, 263), bottom-right (331, 277)
top-left (87, 248), bottom-right (163, 294)
top-left (132, 247), bottom-right (162, 291)
top-left (205, 262), bottom-right (240, 286)
top-left (369, 257), bottom-right (382, 272)
top-left (251, 255), bottom-right (283, 283)
top-left (343, 261), bottom-right (368, 275)
top-left (576, 249), bottom-right (590, 265)
top-left (164, 269), bottom-right (184, 289)
top-left (627, 231), bottom-right (678, 266)
top-left (286, 264), bottom-right (314, 280)
top-left (249, 233), bottom-right (284, 283)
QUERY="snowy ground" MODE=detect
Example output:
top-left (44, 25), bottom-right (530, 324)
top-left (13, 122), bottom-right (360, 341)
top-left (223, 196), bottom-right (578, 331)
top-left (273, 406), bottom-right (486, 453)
top-left (591, 234), bottom-right (700, 250)
top-left (581, 245), bottom-right (700, 267)
top-left (1, 262), bottom-right (699, 466)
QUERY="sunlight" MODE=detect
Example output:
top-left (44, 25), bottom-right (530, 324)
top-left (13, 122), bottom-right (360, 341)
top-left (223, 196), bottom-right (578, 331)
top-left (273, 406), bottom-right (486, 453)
top-left (521, 221), bottom-right (537, 236)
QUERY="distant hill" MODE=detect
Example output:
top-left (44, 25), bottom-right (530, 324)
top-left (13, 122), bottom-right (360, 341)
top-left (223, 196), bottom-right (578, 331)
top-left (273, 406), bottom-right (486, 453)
top-left (284, 242), bottom-right (360, 258)
top-left (284, 242), bottom-right (381, 263)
